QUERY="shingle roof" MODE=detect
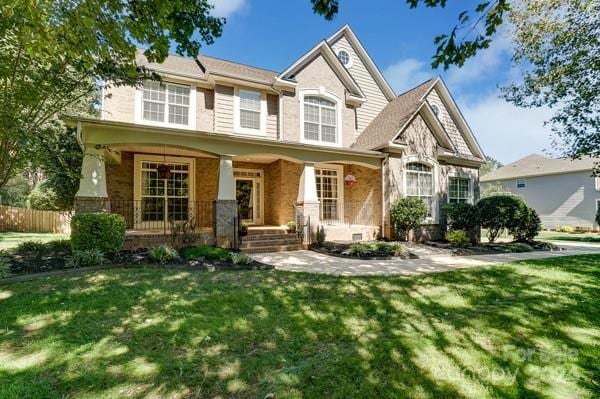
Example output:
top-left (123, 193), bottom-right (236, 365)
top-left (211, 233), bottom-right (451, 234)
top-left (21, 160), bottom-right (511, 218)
top-left (135, 50), bottom-right (206, 80)
top-left (481, 154), bottom-right (597, 181)
top-left (199, 55), bottom-right (278, 84)
top-left (352, 78), bottom-right (436, 150)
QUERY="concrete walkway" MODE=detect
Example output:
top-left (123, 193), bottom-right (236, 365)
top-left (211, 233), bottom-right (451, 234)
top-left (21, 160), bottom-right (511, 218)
top-left (251, 241), bottom-right (600, 276)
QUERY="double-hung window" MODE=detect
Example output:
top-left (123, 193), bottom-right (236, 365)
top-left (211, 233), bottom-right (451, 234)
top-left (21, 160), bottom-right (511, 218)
top-left (142, 81), bottom-right (190, 126)
top-left (449, 177), bottom-right (471, 203)
top-left (406, 162), bottom-right (433, 217)
top-left (239, 89), bottom-right (262, 131)
top-left (304, 96), bottom-right (337, 144)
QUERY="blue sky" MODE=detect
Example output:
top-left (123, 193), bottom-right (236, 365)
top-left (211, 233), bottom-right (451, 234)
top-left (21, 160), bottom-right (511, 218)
top-left (204, 0), bottom-right (555, 164)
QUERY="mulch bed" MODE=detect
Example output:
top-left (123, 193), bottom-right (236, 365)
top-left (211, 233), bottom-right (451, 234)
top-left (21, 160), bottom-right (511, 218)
top-left (312, 242), bottom-right (416, 260)
top-left (425, 240), bottom-right (562, 256)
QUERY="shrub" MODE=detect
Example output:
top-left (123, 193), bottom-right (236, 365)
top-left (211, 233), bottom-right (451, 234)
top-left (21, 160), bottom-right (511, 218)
top-left (286, 220), bottom-right (297, 232)
top-left (169, 218), bottom-right (200, 248)
top-left (71, 213), bottom-right (126, 254)
top-left (315, 225), bottom-right (326, 247)
top-left (27, 183), bottom-right (60, 211)
top-left (444, 203), bottom-right (480, 231)
top-left (15, 240), bottom-right (47, 256)
top-left (347, 242), bottom-right (404, 257)
top-left (445, 230), bottom-right (470, 248)
top-left (0, 252), bottom-right (11, 279)
top-left (477, 195), bottom-right (528, 243)
top-left (45, 239), bottom-right (72, 254)
top-left (67, 249), bottom-right (107, 268)
top-left (180, 245), bottom-right (231, 261)
top-left (596, 207), bottom-right (600, 228)
top-left (390, 198), bottom-right (427, 241)
top-left (148, 245), bottom-right (179, 264)
top-left (230, 252), bottom-right (252, 265)
top-left (556, 226), bottom-right (575, 233)
top-left (511, 207), bottom-right (542, 242)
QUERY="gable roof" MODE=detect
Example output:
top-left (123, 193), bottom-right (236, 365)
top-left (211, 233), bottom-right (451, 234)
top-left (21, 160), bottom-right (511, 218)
top-left (326, 25), bottom-right (396, 101)
top-left (481, 154), bottom-right (597, 181)
top-left (352, 79), bottom-right (437, 150)
top-left (136, 49), bottom-right (206, 80)
top-left (277, 41), bottom-right (366, 99)
top-left (199, 55), bottom-right (278, 85)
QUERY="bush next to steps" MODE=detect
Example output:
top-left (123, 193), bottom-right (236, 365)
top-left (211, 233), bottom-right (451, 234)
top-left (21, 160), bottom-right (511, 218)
top-left (71, 213), bottom-right (126, 255)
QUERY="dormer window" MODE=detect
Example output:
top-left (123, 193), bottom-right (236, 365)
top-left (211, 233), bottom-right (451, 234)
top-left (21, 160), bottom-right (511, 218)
top-left (142, 81), bottom-right (190, 126)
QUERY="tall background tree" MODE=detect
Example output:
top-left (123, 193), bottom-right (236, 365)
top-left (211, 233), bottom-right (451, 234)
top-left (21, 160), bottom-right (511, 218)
top-left (311, 0), bottom-right (599, 166)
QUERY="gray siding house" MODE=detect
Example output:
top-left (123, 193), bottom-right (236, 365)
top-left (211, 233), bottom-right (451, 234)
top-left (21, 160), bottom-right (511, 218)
top-left (481, 154), bottom-right (600, 229)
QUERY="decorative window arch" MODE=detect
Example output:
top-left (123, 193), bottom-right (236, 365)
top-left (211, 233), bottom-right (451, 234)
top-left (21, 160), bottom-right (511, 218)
top-left (300, 88), bottom-right (343, 147)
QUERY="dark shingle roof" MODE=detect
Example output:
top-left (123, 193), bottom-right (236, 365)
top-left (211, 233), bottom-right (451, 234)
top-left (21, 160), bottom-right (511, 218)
top-left (352, 78), bottom-right (436, 150)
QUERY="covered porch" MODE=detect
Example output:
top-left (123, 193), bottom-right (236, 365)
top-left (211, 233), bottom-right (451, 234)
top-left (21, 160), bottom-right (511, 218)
top-left (72, 118), bottom-right (384, 248)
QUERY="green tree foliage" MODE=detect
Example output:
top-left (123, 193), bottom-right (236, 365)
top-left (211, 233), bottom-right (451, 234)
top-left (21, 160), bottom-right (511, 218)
top-left (510, 207), bottom-right (542, 242)
top-left (503, 0), bottom-right (599, 169)
top-left (477, 195), bottom-right (528, 242)
top-left (27, 183), bottom-right (60, 211)
top-left (480, 156), bottom-right (504, 176)
top-left (444, 203), bottom-right (480, 232)
top-left (390, 198), bottom-right (428, 241)
top-left (0, 1), bottom-right (224, 189)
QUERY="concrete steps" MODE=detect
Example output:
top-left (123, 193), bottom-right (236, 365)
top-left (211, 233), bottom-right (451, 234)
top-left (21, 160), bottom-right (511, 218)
top-left (241, 228), bottom-right (303, 254)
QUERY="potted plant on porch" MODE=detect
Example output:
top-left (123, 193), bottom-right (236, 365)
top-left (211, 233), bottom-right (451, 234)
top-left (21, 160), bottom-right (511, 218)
top-left (238, 222), bottom-right (249, 237)
top-left (286, 220), bottom-right (297, 233)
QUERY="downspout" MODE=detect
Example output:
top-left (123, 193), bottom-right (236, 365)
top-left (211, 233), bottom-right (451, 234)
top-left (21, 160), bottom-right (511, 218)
top-left (271, 85), bottom-right (283, 141)
top-left (381, 153), bottom-right (389, 239)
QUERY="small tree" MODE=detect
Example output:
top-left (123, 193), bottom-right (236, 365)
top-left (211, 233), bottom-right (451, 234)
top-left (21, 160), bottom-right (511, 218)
top-left (511, 207), bottom-right (542, 242)
top-left (477, 195), bottom-right (528, 243)
top-left (390, 198), bottom-right (427, 241)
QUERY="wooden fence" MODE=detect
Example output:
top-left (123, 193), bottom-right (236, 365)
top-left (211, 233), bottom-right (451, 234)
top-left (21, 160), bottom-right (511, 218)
top-left (0, 205), bottom-right (72, 234)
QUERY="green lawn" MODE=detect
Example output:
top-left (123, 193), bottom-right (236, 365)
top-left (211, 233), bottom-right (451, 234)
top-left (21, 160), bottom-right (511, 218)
top-left (537, 230), bottom-right (600, 243)
top-left (1, 256), bottom-right (599, 398)
top-left (0, 232), bottom-right (70, 250)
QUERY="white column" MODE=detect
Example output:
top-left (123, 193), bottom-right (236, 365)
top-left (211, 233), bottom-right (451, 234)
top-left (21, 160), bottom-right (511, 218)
top-left (217, 155), bottom-right (235, 200)
top-left (297, 162), bottom-right (319, 203)
top-left (75, 147), bottom-right (108, 198)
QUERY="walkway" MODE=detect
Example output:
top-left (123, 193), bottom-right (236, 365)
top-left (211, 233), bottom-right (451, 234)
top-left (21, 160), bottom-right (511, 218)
top-left (251, 241), bottom-right (600, 276)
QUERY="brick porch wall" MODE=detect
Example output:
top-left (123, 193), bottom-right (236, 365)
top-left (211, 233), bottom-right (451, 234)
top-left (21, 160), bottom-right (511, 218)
top-left (343, 164), bottom-right (382, 225)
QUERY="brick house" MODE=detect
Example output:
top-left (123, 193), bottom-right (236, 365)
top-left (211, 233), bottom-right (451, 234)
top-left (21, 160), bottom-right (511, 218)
top-left (69, 25), bottom-right (485, 251)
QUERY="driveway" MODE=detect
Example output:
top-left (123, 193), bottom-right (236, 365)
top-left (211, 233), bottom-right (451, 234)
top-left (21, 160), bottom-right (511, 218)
top-left (251, 241), bottom-right (600, 276)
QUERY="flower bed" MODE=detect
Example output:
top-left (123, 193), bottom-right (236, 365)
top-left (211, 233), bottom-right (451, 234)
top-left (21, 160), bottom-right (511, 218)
top-left (312, 241), bottom-right (414, 259)
top-left (426, 240), bottom-right (560, 256)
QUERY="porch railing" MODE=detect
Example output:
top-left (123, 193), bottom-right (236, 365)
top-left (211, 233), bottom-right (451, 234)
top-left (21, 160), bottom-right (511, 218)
top-left (109, 200), bottom-right (213, 232)
top-left (320, 201), bottom-right (377, 226)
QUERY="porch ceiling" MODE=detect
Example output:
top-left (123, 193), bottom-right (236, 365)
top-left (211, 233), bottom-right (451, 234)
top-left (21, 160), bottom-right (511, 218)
top-left (72, 118), bottom-right (384, 169)
top-left (111, 144), bottom-right (218, 159)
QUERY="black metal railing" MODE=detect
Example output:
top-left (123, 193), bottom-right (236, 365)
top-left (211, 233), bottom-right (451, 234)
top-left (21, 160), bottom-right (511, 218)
top-left (109, 199), bottom-right (213, 232)
top-left (292, 204), bottom-right (311, 246)
top-left (319, 201), bottom-right (377, 226)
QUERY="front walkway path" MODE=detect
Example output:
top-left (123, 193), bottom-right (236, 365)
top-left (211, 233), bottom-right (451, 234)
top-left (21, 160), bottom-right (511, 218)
top-left (251, 241), bottom-right (600, 276)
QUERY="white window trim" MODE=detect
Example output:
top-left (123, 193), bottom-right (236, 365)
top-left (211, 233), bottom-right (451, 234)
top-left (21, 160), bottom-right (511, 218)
top-left (233, 168), bottom-right (264, 225)
top-left (300, 88), bottom-right (343, 148)
top-left (447, 173), bottom-right (475, 205)
top-left (315, 163), bottom-right (345, 223)
top-left (335, 48), bottom-right (354, 68)
top-left (133, 154), bottom-right (196, 230)
top-left (516, 178), bottom-right (526, 189)
top-left (402, 156), bottom-right (439, 224)
top-left (134, 80), bottom-right (197, 130)
top-left (233, 87), bottom-right (267, 136)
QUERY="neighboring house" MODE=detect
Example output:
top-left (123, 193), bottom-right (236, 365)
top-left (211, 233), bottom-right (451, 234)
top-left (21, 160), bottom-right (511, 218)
top-left (481, 154), bottom-right (600, 229)
top-left (69, 25), bottom-right (485, 250)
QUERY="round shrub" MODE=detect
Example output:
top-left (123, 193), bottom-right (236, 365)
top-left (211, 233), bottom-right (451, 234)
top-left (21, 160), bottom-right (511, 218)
top-left (445, 230), bottom-right (470, 248)
top-left (15, 240), bottom-right (47, 256)
top-left (390, 197), bottom-right (427, 241)
top-left (148, 245), bottom-right (179, 265)
top-left (477, 195), bottom-right (528, 243)
top-left (511, 207), bottom-right (542, 242)
top-left (71, 213), bottom-right (126, 254)
top-left (444, 203), bottom-right (480, 231)
top-left (230, 252), bottom-right (252, 265)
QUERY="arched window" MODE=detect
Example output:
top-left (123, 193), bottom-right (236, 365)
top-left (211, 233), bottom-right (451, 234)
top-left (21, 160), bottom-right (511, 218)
top-left (406, 162), bottom-right (433, 216)
top-left (303, 95), bottom-right (337, 144)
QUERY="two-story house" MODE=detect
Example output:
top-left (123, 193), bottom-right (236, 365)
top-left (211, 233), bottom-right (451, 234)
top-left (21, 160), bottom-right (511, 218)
top-left (70, 25), bottom-right (485, 250)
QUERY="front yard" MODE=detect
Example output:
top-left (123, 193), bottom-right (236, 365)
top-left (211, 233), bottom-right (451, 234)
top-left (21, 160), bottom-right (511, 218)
top-left (1, 255), bottom-right (599, 398)
top-left (0, 232), bottom-right (69, 250)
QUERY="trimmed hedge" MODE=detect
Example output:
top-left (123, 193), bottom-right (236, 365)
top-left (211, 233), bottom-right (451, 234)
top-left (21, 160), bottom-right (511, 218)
top-left (71, 213), bottom-right (126, 254)
top-left (390, 197), bottom-right (427, 241)
top-left (444, 203), bottom-right (480, 231)
top-left (511, 207), bottom-right (542, 242)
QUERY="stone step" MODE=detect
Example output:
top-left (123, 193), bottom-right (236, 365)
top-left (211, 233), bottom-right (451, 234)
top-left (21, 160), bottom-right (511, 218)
top-left (242, 244), bottom-right (305, 254)
top-left (243, 233), bottom-right (298, 241)
top-left (241, 238), bottom-right (302, 248)
top-left (247, 229), bottom-right (289, 236)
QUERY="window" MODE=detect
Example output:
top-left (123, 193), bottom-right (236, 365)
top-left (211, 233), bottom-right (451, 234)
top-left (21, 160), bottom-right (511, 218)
top-left (430, 103), bottom-right (440, 116)
top-left (449, 177), bottom-right (470, 203)
top-left (140, 161), bottom-right (190, 224)
top-left (239, 90), bottom-right (261, 130)
top-left (316, 168), bottom-right (340, 221)
top-left (406, 162), bottom-right (433, 217)
top-left (336, 49), bottom-right (352, 67)
top-left (304, 96), bottom-right (337, 144)
top-left (516, 178), bottom-right (526, 188)
top-left (142, 81), bottom-right (190, 126)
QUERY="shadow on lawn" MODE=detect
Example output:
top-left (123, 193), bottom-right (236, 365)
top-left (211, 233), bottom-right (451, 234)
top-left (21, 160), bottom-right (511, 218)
top-left (0, 255), bottom-right (599, 398)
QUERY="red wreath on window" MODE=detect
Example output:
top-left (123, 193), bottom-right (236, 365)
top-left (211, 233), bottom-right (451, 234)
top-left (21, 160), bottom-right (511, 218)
top-left (157, 163), bottom-right (171, 179)
top-left (344, 174), bottom-right (356, 187)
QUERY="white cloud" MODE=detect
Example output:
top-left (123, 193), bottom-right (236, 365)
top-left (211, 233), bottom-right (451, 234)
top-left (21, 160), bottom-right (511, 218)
top-left (211, 0), bottom-right (247, 18)
top-left (460, 93), bottom-right (555, 164)
top-left (383, 58), bottom-right (433, 94)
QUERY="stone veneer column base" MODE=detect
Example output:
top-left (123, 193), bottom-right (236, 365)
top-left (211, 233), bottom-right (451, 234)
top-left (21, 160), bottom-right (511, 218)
top-left (296, 201), bottom-right (320, 243)
top-left (74, 197), bottom-right (110, 214)
top-left (214, 199), bottom-right (237, 248)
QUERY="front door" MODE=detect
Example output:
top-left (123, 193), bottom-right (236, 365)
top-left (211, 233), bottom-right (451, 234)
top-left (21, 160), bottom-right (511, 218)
top-left (234, 169), bottom-right (263, 225)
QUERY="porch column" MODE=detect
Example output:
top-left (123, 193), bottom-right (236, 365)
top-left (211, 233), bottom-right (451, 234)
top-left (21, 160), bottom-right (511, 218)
top-left (296, 162), bottom-right (320, 241)
top-left (74, 146), bottom-right (109, 213)
top-left (214, 155), bottom-right (237, 247)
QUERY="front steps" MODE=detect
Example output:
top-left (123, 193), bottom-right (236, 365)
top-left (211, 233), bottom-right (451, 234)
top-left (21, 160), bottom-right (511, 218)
top-left (240, 228), bottom-right (304, 254)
